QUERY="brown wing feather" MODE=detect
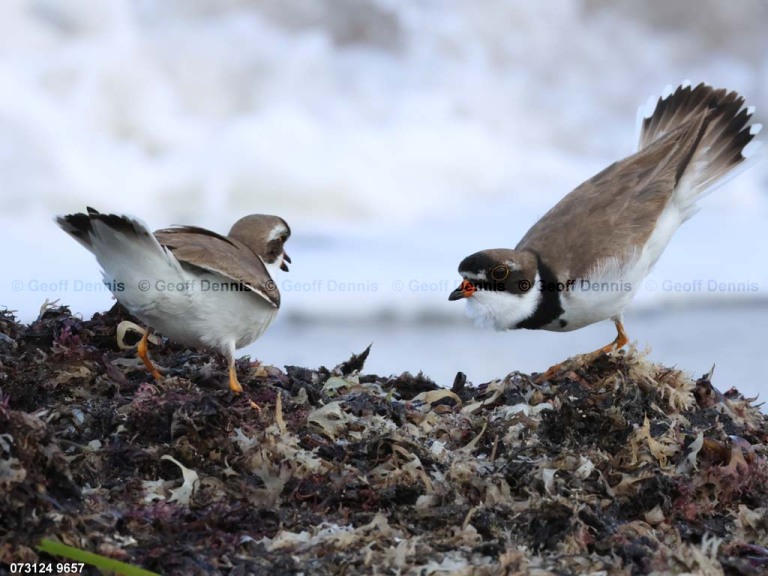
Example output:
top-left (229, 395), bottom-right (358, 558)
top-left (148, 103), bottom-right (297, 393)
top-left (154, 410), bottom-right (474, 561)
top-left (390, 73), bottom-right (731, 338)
top-left (516, 115), bottom-right (707, 280)
top-left (154, 228), bottom-right (280, 308)
top-left (640, 84), bottom-right (754, 190)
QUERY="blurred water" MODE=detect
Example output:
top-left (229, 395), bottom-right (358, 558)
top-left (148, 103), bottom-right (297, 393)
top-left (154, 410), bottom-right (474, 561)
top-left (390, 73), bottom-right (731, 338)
top-left (1, 1), bottom-right (767, 393)
top-left (247, 304), bottom-right (768, 402)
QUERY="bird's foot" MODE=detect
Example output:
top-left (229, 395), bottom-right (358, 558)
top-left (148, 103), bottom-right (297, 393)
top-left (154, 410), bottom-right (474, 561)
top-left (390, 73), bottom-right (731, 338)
top-left (228, 363), bottom-right (243, 394)
top-left (137, 328), bottom-right (163, 381)
top-left (534, 362), bottom-right (564, 384)
top-left (535, 319), bottom-right (629, 384)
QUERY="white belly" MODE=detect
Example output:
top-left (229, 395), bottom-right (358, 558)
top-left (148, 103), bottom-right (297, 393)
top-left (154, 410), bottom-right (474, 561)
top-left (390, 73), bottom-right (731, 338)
top-left (544, 276), bottom-right (637, 331)
top-left (543, 200), bottom-right (686, 332)
top-left (115, 269), bottom-right (278, 354)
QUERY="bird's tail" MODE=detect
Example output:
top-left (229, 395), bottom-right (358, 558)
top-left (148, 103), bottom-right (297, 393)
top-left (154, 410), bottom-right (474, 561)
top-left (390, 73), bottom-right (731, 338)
top-left (636, 82), bottom-right (761, 215)
top-left (56, 207), bottom-right (184, 313)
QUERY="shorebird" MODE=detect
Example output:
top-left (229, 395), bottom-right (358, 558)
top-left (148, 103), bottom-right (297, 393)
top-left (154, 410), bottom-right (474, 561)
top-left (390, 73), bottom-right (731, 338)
top-left (57, 207), bottom-right (291, 393)
top-left (449, 83), bottom-right (760, 374)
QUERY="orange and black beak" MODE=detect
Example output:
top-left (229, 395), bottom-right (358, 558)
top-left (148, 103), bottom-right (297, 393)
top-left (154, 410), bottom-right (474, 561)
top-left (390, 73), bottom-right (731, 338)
top-left (449, 279), bottom-right (476, 301)
top-left (280, 252), bottom-right (291, 272)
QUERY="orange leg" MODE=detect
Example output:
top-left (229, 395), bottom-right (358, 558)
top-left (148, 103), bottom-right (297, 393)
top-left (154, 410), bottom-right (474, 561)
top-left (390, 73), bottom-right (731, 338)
top-left (535, 361), bottom-right (565, 384)
top-left (228, 356), bottom-right (243, 394)
top-left (535, 318), bottom-right (629, 383)
top-left (595, 318), bottom-right (629, 355)
top-left (137, 329), bottom-right (162, 380)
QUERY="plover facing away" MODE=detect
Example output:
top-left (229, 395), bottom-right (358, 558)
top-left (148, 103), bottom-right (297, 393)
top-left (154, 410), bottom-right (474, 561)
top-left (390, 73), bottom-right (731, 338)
top-left (57, 207), bottom-right (291, 393)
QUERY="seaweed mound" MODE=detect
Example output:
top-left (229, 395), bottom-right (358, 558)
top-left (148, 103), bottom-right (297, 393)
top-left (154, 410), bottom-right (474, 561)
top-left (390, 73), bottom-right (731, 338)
top-left (1, 305), bottom-right (767, 575)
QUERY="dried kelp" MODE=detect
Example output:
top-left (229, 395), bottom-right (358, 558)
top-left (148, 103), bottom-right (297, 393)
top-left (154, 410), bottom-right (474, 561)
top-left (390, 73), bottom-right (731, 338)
top-left (1, 305), bottom-right (767, 575)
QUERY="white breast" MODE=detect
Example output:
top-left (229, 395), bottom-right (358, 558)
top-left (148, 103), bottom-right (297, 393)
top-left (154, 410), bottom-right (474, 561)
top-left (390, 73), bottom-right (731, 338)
top-left (464, 273), bottom-right (542, 331)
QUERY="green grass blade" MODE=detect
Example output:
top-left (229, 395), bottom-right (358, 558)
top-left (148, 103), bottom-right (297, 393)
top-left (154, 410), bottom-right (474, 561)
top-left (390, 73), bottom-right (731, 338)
top-left (37, 539), bottom-right (159, 576)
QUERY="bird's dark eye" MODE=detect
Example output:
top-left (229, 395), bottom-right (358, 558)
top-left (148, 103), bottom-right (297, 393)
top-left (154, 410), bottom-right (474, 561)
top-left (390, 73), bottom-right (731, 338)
top-left (491, 265), bottom-right (509, 281)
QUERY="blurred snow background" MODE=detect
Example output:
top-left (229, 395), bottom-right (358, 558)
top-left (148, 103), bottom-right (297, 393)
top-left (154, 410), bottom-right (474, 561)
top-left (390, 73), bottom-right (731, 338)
top-left (1, 0), bottom-right (767, 395)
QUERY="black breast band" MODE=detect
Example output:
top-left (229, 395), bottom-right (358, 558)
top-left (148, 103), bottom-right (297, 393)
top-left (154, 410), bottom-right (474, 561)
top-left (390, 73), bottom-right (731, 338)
top-left (515, 253), bottom-right (564, 330)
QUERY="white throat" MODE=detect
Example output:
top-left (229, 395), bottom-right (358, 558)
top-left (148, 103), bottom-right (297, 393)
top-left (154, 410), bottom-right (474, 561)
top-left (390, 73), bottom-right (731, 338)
top-left (264, 260), bottom-right (281, 281)
top-left (263, 252), bottom-right (287, 280)
top-left (464, 273), bottom-right (542, 331)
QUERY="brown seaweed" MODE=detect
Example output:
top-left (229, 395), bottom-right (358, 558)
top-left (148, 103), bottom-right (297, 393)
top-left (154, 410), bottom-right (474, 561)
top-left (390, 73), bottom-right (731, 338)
top-left (1, 305), bottom-right (766, 575)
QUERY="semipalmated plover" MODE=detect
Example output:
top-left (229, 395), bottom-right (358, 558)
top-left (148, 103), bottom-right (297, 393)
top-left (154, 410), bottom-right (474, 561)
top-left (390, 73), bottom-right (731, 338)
top-left (450, 83), bottom-right (761, 368)
top-left (57, 207), bottom-right (291, 393)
